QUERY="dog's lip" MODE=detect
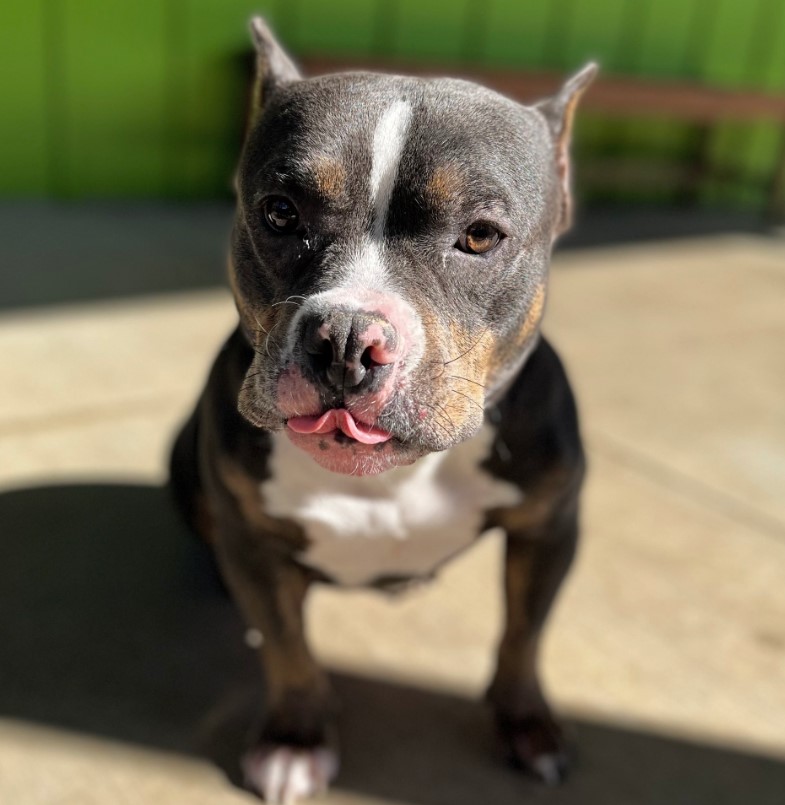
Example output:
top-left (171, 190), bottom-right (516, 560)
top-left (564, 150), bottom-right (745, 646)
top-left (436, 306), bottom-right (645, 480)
top-left (286, 409), bottom-right (393, 445)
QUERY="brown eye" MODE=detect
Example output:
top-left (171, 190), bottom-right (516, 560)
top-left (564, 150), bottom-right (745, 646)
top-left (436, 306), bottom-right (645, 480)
top-left (263, 196), bottom-right (299, 233)
top-left (456, 221), bottom-right (503, 254)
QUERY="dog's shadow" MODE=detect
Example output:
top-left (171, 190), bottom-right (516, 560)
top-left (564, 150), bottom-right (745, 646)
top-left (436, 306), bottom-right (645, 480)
top-left (1, 482), bottom-right (783, 805)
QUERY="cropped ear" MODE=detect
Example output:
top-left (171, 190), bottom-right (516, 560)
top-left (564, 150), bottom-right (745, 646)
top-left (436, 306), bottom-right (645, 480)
top-left (248, 17), bottom-right (302, 126)
top-left (536, 63), bottom-right (598, 238)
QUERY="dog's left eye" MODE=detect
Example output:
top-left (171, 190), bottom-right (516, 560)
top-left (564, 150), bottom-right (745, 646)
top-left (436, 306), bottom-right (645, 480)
top-left (455, 221), bottom-right (504, 255)
top-left (263, 196), bottom-right (299, 233)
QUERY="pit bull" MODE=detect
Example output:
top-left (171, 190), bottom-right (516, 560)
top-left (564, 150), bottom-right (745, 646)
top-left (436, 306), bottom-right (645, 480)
top-left (170, 17), bottom-right (596, 803)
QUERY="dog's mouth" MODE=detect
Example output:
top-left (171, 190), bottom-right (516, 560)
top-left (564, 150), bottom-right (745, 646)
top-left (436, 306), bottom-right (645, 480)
top-left (284, 408), bottom-right (414, 476)
top-left (242, 360), bottom-right (481, 476)
top-left (287, 409), bottom-right (393, 445)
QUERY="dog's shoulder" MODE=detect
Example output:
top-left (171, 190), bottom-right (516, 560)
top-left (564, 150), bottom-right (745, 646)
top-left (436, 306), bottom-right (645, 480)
top-left (485, 335), bottom-right (586, 501)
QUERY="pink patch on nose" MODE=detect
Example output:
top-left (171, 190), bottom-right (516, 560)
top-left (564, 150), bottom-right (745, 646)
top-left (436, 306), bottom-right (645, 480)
top-left (309, 288), bottom-right (424, 368)
top-left (362, 322), bottom-right (399, 365)
top-left (360, 294), bottom-right (422, 364)
top-left (287, 409), bottom-right (392, 445)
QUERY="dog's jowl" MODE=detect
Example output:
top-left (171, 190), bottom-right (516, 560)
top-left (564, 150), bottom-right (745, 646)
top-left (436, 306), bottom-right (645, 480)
top-left (170, 17), bottom-right (596, 803)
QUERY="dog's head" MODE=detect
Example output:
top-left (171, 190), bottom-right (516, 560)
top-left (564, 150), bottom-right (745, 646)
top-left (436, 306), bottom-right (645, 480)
top-left (233, 19), bottom-right (595, 476)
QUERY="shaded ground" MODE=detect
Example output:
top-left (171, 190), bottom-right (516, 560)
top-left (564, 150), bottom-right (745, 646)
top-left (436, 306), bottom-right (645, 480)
top-left (2, 482), bottom-right (783, 805)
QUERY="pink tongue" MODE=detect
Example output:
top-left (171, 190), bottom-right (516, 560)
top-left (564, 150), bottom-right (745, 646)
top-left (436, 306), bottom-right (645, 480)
top-left (287, 409), bottom-right (392, 445)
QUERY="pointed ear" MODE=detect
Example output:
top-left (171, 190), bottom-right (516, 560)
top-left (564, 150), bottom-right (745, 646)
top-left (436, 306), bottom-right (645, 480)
top-left (536, 62), bottom-right (598, 237)
top-left (248, 17), bottom-right (302, 125)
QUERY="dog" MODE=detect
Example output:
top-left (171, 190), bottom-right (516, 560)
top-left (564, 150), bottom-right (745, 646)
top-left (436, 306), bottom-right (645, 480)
top-left (170, 17), bottom-right (596, 804)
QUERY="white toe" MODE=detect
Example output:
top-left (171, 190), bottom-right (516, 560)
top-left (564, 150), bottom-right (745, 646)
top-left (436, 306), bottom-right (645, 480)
top-left (243, 744), bottom-right (339, 804)
top-left (531, 753), bottom-right (563, 786)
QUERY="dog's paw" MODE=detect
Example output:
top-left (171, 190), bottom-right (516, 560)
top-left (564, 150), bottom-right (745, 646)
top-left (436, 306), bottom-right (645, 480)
top-left (242, 744), bottom-right (338, 804)
top-left (497, 713), bottom-right (569, 786)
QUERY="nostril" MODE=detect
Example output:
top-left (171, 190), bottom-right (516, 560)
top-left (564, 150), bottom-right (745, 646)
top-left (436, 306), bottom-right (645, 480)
top-left (300, 311), bottom-right (400, 392)
top-left (305, 337), bottom-right (333, 373)
top-left (366, 343), bottom-right (397, 367)
top-left (360, 346), bottom-right (376, 371)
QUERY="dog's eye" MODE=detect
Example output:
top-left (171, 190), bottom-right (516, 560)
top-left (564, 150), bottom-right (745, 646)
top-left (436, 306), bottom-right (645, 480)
top-left (456, 221), bottom-right (504, 255)
top-left (263, 196), bottom-right (299, 233)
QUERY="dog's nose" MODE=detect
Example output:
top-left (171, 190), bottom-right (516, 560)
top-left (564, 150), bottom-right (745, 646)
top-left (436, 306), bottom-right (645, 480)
top-left (300, 309), bottom-right (399, 392)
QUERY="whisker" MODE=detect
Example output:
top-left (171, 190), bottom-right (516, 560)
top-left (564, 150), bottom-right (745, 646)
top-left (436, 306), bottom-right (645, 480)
top-left (443, 325), bottom-right (491, 366)
top-left (251, 309), bottom-right (287, 359)
top-left (428, 399), bottom-right (460, 440)
top-left (270, 295), bottom-right (306, 309)
top-left (417, 401), bottom-right (454, 442)
top-left (445, 373), bottom-right (487, 390)
top-left (446, 386), bottom-right (484, 413)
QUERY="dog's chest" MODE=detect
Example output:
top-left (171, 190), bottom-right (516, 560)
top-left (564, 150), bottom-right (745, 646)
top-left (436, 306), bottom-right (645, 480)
top-left (261, 427), bottom-right (522, 586)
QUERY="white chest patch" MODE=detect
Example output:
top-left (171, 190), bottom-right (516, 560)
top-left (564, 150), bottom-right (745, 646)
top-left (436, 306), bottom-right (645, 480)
top-left (261, 426), bottom-right (523, 585)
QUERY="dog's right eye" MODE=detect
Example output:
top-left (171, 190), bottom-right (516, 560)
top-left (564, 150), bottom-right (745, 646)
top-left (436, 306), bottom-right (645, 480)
top-left (263, 196), bottom-right (299, 234)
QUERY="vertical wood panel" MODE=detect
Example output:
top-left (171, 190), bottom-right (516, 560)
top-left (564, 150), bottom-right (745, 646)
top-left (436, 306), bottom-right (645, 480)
top-left (473, 0), bottom-right (553, 67)
top-left (0, 0), bottom-right (49, 195)
top-left (635, 0), bottom-right (700, 77)
top-left (60, 0), bottom-right (168, 196)
top-left (165, 0), bottom-right (276, 198)
top-left (631, 0), bottom-right (702, 166)
top-left (569, 0), bottom-right (642, 205)
top-left (613, 0), bottom-right (698, 205)
top-left (559, 0), bottom-right (630, 71)
top-left (698, 0), bottom-right (769, 207)
top-left (724, 0), bottom-right (785, 208)
top-left (292, 0), bottom-right (380, 56)
top-left (391, 0), bottom-right (472, 63)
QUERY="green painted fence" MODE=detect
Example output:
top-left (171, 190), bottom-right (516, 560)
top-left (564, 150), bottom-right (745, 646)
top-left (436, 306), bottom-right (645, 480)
top-left (2, 0), bottom-right (784, 208)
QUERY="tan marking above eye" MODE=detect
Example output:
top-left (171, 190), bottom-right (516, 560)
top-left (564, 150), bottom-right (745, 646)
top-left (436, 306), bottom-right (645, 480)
top-left (309, 156), bottom-right (346, 199)
top-left (426, 164), bottom-right (463, 204)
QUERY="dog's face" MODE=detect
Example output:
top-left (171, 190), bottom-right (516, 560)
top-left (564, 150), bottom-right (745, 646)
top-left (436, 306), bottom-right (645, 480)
top-left (234, 21), bottom-right (595, 476)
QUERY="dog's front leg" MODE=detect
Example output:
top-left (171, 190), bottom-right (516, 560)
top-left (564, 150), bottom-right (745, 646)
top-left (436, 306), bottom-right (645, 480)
top-left (486, 503), bottom-right (579, 786)
top-left (213, 527), bottom-right (338, 803)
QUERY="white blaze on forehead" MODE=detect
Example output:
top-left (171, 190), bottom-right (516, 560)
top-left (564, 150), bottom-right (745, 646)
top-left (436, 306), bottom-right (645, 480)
top-left (281, 102), bottom-right (414, 360)
top-left (369, 100), bottom-right (413, 239)
top-left (342, 237), bottom-right (386, 289)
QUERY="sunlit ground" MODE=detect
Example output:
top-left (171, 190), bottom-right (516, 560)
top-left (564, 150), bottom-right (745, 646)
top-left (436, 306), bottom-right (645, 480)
top-left (1, 204), bottom-right (784, 804)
